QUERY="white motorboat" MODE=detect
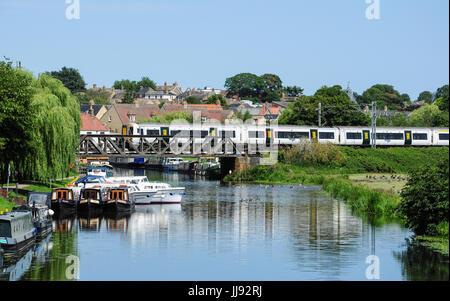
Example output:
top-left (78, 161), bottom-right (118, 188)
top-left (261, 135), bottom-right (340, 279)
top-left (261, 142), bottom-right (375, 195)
top-left (162, 158), bottom-right (188, 171)
top-left (102, 176), bottom-right (185, 205)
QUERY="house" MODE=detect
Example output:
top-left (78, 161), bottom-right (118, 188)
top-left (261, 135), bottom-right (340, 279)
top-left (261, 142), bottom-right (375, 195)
top-left (80, 113), bottom-right (109, 135)
top-left (99, 104), bottom-right (163, 133)
top-left (80, 103), bottom-right (109, 120)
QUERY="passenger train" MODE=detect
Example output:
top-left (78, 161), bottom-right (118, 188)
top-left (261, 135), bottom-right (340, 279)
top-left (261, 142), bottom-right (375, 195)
top-left (122, 123), bottom-right (449, 147)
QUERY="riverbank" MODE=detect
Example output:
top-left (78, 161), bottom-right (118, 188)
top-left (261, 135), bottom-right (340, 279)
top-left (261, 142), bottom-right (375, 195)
top-left (224, 146), bottom-right (449, 255)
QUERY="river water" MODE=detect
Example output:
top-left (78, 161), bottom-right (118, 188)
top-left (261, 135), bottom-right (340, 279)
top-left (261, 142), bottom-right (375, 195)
top-left (1, 168), bottom-right (448, 281)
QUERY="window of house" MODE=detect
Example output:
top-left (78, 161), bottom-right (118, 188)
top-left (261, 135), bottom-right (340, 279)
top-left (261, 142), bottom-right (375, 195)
top-left (108, 116), bottom-right (112, 122)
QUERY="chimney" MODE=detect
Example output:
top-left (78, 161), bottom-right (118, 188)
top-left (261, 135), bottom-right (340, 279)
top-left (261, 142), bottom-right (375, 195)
top-left (216, 98), bottom-right (221, 106)
top-left (183, 100), bottom-right (188, 109)
top-left (164, 81), bottom-right (168, 94)
top-left (93, 84), bottom-right (97, 89)
top-left (103, 85), bottom-right (106, 90)
top-left (89, 99), bottom-right (94, 116)
top-left (173, 82), bottom-right (178, 87)
top-left (121, 85), bottom-right (124, 90)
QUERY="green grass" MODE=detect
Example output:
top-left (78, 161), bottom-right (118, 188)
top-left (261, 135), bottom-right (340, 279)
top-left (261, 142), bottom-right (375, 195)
top-left (0, 196), bottom-right (16, 212)
top-left (22, 179), bottom-right (74, 192)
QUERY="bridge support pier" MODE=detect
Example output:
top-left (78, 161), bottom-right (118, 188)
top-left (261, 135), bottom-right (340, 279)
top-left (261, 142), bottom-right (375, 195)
top-left (220, 156), bottom-right (262, 177)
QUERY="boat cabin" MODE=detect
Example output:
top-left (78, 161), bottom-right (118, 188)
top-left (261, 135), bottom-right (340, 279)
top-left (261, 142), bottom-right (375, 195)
top-left (80, 188), bottom-right (103, 201)
top-left (0, 211), bottom-right (35, 247)
top-left (52, 188), bottom-right (75, 201)
top-left (107, 188), bottom-right (129, 201)
top-left (27, 192), bottom-right (51, 208)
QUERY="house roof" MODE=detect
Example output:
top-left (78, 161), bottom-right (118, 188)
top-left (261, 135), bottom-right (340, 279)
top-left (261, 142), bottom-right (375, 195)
top-left (81, 113), bottom-right (108, 131)
top-left (80, 104), bottom-right (104, 116)
top-left (114, 104), bottom-right (163, 123)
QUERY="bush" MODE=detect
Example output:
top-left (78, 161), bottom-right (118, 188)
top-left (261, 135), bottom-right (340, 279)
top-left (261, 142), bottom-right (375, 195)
top-left (281, 140), bottom-right (346, 166)
top-left (399, 157), bottom-right (449, 235)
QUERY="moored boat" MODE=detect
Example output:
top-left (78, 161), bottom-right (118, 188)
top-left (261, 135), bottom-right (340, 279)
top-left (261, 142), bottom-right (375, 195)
top-left (77, 187), bottom-right (104, 213)
top-left (25, 192), bottom-right (53, 237)
top-left (131, 182), bottom-right (185, 205)
top-left (0, 210), bottom-right (37, 259)
top-left (103, 186), bottom-right (135, 212)
top-left (51, 187), bottom-right (79, 213)
top-left (162, 157), bottom-right (187, 171)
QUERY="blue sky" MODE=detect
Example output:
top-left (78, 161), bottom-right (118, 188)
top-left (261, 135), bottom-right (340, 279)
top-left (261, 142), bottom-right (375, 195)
top-left (0, 0), bottom-right (448, 99)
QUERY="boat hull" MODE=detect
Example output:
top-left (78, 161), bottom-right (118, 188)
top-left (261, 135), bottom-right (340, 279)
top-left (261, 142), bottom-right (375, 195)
top-left (51, 200), bottom-right (77, 213)
top-left (103, 200), bottom-right (135, 212)
top-left (0, 229), bottom-right (37, 263)
top-left (133, 188), bottom-right (185, 205)
top-left (77, 200), bottom-right (103, 213)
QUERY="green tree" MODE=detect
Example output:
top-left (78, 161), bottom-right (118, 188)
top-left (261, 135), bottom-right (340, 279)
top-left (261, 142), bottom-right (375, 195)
top-left (48, 66), bottom-right (86, 93)
top-left (377, 113), bottom-right (409, 127)
top-left (224, 73), bottom-right (265, 99)
top-left (408, 104), bottom-right (448, 127)
top-left (279, 85), bottom-right (370, 126)
top-left (236, 110), bottom-right (252, 122)
top-left (122, 89), bottom-right (137, 104)
top-left (399, 157), bottom-right (449, 235)
top-left (139, 111), bottom-right (193, 124)
top-left (261, 73), bottom-right (282, 93)
top-left (360, 84), bottom-right (404, 109)
top-left (0, 60), bottom-right (36, 182)
top-left (418, 91), bottom-right (433, 104)
top-left (185, 96), bottom-right (201, 104)
top-left (206, 94), bottom-right (229, 108)
top-left (434, 84), bottom-right (449, 100)
top-left (263, 91), bottom-right (281, 103)
top-left (283, 86), bottom-right (304, 97)
top-left (137, 76), bottom-right (157, 90)
top-left (75, 88), bottom-right (112, 105)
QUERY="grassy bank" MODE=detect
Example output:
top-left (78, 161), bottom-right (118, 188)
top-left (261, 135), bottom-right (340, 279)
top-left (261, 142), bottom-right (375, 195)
top-left (0, 196), bottom-right (16, 212)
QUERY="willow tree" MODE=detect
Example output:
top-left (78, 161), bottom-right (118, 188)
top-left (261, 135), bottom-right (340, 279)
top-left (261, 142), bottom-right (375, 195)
top-left (0, 61), bottom-right (80, 182)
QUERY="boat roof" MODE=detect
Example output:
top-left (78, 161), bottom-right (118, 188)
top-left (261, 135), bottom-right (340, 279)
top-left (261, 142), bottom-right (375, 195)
top-left (73, 175), bottom-right (106, 186)
top-left (0, 211), bottom-right (32, 221)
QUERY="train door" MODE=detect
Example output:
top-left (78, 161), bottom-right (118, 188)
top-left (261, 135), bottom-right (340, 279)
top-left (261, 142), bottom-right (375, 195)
top-left (404, 131), bottom-right (412, 146)
top-left (266, 128), bottom-right (273, 147)
top-left (310, 129), bottom-right (318, 142)
top-left (210, 127), bottom-right (217, 148)
top-left (161, 127), bottom-right (170, 148)
top-left (362, 130), bottom-right (370, 145)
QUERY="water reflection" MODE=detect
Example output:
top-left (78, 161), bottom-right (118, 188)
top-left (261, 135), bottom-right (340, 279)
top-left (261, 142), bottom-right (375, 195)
top-left (1, 168), bottom-right (447, 280)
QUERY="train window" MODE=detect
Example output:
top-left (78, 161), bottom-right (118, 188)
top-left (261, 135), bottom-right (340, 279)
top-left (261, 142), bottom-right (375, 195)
top-left (190, 130), bottom-right (208, 138)
top-left (346, 133), bottom-right (362, 139)
top-left (413, 133), bottom-right (428, 140)
top-left (249, 131), bottom-right (265, 138)
top-left (319, 132), bottom-right (335, 139)
top-left (220, 131), bottom-right (236, 138)
top-left (147, 129), bottom-right (159, 136)
top-left (376, 133), bottom-right (404, 140)
top-left (439, 133), bottom-right (449, 140)
top-left (276, 132), bottom-right (309, 139)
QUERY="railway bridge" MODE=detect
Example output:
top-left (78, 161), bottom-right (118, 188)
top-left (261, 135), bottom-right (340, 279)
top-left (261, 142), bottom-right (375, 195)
top-left (77, 134), bottom-right (279, 173)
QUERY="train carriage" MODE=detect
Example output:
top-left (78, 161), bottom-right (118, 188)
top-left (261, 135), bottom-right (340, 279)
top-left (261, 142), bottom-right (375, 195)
top-left (432, 128), bottom-right (449, 146)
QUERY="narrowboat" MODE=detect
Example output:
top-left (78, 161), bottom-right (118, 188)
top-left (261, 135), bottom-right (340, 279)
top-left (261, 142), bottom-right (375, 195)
top-left (77, 187), bottom-right (104, 213)
top-left (103, 186), bottom-right (135, 212)
top-left (25, 192), bottom-right (53, 236)
top-left (51, 187), bottom-right (79, 212)
top-left (0, 211), bottom-right (37, 256)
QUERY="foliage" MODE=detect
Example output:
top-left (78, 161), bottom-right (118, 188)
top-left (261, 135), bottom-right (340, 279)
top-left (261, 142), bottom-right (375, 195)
top-left (0, 61), bottom-right (80, 182)
top-left (139, 111), bottom-right (193, 124)
top-left (206, 94), bottom-right (229, 108)
top-left (113, 77), bottom-right (157, 91)
top-left (236, 110), bottom-right (252, 121)
top-left (377, 112), bottom-right (409, 127)
top-left (417, 91), bottom-right (433, 104)
top-left (282, 140), bottom-right (346, 166)
top-left (185, 96), bottom-right (201, 104)
top-left (75, 88), bottom-right (111, 105)
top-left (399, 157), bottom-right (449, 235)
top-left (279, 85), bottom-right (370, 126)
top-left (434, 84), bottom-right (449, 100)
top-left (261, 74), bottom-right (283, 93)
top-left (224, 73), bottom-right (265, 99)
top-left (47, 67), bottom-right (86, 93)
top-left (283, 86), bottom-right (304, 97)
top-left (408, 104), bottom-right (448, 127)
top-left (359, 84), bottom-right (405, 110)
top-left (121, 89), bottom-right (137, 104)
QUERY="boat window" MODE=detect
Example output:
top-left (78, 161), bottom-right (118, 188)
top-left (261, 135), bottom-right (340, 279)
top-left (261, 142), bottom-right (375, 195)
top-left (413, 133), bottom-right (428, 140)
top-left (439, 133), bottom-right (449, 140)
top-left (319, 132), bottom-right (335, 139)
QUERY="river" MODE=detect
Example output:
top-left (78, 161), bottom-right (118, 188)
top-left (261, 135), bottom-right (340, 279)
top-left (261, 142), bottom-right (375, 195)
top-left (1, 168), bottom-right (448, 281)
